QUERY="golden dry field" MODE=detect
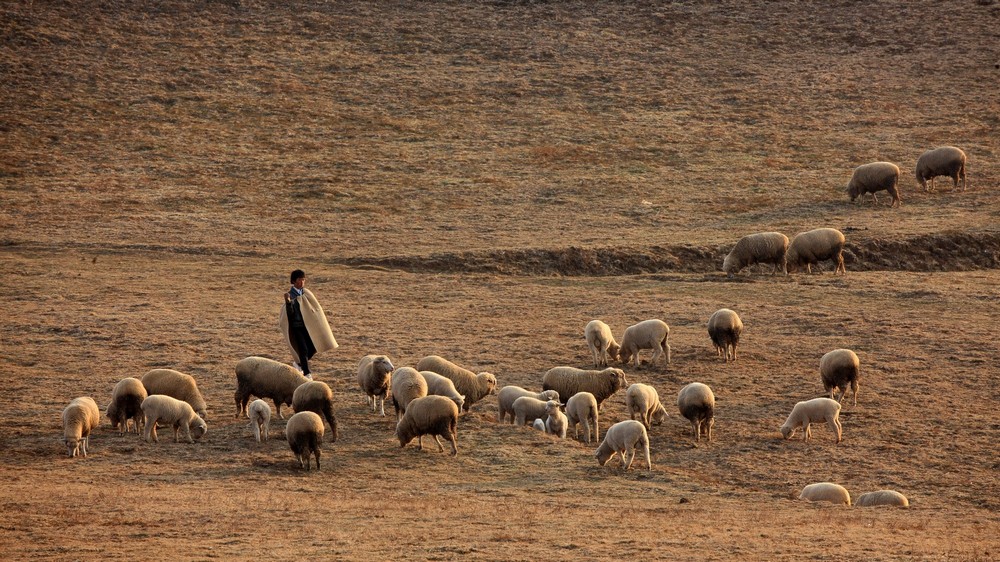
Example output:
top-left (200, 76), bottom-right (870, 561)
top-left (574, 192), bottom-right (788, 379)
top-left (2, 1), bottom-right (999, 560)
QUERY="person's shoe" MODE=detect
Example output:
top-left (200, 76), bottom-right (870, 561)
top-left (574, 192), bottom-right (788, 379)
top-left (303, 372), bottom-right (313, 380)
top-left (292, 362), bottom-right (303, 373)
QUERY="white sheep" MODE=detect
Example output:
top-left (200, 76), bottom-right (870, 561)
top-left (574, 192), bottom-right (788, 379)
top-left (584, 320), bottom-right (621, 368)
top-left (357, 354), bottom-right (394, 416)
top-left (846, 162), bottom-right (901, 207)
top-left (677, 382), bottom-right (716, 442)
top-left (497, 386), bottom-right (560, 424)
top-left (595, 420), bottom-right (651, 471)
top-left (707, 308), bottom-right (743, 362)
top-left (415, 355), bottom-right (496, 412)
top-left (722, 232), bottom-right (789, 277)
top-left (141, 368), bottom-right (208, 419)
top-left (390, 367), bottom-right (428, 421)
top-left (141, 394), bottom-right (207, 444)
top-left (285, 411), bottom-right (324, 470)
top-left (63, 396), bottom-right (100, 458)
top-left (420, 370), bottom-right (466, 412)
top-left (799, 482), bottom-right (851, 506)
top-left (292, 381), bottom-right (339, 441)
top-left (780, 397), bottom-right (842, 443)
top-left (395, 395), bottom-right (459, 455)
top-left (786, 228), bottom-right (846, 275)
top-left (532, 418), bottom-right (546, 431)
top-left (247, 399), bottom-right (271, 442)
top-left (542, 366), bottom-right (628, 409)
top-left (106, 377), bottom-right (147, 436)
top-left (619, 319), bottom-right (671, 368)
top-left (855, 490), bottom-right (909, 508)
top-left (543, 400), bottom-right (568, 439)
top-left (625, 383), bottom-right (668, 430)
top-left (820, 349), bottom-right (860, 407)
top-left (565, 391), bottom-right (599, 443)
top-left (234, 356), bottom-right (311, 419)
top-left (915, 146), bottom-right (967, 191)
top-left (512, 396), bottom-right (551, 426)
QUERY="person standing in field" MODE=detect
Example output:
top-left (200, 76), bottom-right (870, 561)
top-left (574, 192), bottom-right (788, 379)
top-left (278, 269), bottom-right (338, 378)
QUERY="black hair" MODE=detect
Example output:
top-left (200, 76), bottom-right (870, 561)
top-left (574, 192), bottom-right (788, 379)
top-left (290, 269), bottom-right (306, 283)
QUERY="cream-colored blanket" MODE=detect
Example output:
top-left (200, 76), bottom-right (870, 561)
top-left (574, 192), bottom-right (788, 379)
top-left (278, 288), bottom-right (339, 364)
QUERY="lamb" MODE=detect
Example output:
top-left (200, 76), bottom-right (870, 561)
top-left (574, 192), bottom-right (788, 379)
top-left (820, 349), bottom-right (860, 407)
top-left (532, 418), bottom-right (546, 431)
top-left (785, 228), bottom-right (846, 275)
top-left (395, 395), bottom-right (459, 455)
top-left (915, 146), bottom-right (967, 191)
top-left (625, 383), bottom-right (668, 430)
top-left (584, 320), bottom-right (621, 368)
top-left (855, 490), bottom-right (909, 508)
top-left (234, 356), bottom-right (311, 420)
top-left (780, 397), bottom-right (842, 443)
top-left (542, 366), bottom-right (628, 409)
top-left (543, 400), bottom-right (568, 439)
top-left (292, 381), bottom-right (339, 442)
top-left (357, 354), bottom-right (394, 416)
top-left (420, 370), bottom-right (466, 412)
top-left (799, 482), bottom-right (851, 506)
top-left (512, 396), bottom-right (552, 426)
top-left (63, 396), bottom-right (100, 458)
top-left (677, 382), bottom-right (716, 442)
top-left (105, 377), bottom-right (147, 436)
top-left (141, 368), bottom-right (208, 419)
top-left (141, 394), bottom-right (207, 444)
top-left (722, 232), bottom-right (789, 277)
top-left (497, 386), bottom-right (560, 424)
top-left (565, 391), bottom-right (599, 443)
top-left (247, 399), bottom-right (271, 442)
top-left (846, 161), bottom-right (901, 207)
top-left (707, 308), bottom-right (743, 362)
top-left (415, 355), bottom-right (496, 412)
top-left (285, 411), bottom-right (324, 470)
top-left (618, 319), bottom-right (671, 368)
top-left (390, 367), bottom-right (428, 421)
top-left (595, 420), bottom-right (651, 471)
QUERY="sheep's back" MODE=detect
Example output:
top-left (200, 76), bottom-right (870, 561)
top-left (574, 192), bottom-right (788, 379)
top-left (236, 357), bottom-right (309, 400)
top-left (917, 146), bottom-right (966, 175)
top-left (677, 383), bottom-right (715, 421)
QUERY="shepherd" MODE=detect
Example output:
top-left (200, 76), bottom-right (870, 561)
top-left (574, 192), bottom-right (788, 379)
top-left (278, 269), bottom-right (338, 378)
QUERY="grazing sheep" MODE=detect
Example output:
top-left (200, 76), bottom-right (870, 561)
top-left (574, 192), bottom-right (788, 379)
top-left (846, 162), bottom-right (901, 207)
top-left (357, 354), bottom-right (394, 416)
top-left (786, 228), bottom-right (846, 275)
top-left (780, 397), bottom-right (842, 443)
top-left (543, 400), bottom-right (568, 439)
top-left (677, 382), bottom-right (716, 442)
top-left (420, 370), bottom-right (466, 412)
top-left (247, 399), bottom-right (270, 442)
top-left (820, 349), bottom-right (860, 407)
top-left (722, 232), bottom-right (789, 277)
top-left (512, 396), bottom-right (551, 426)
top-left (234, 356), bottom-right (311, 420)
top-left (497, 386), bottom-right (560, 424)
top-left (619, 319), bottom-right (671, 368)
top-left (415, 355), bottom-right (497, 412)
top-left (390, 367), bottom-right (428, 421)
top-left (396, 395), bottom-right (459, 455)
top-left (595, 420), bottom-right (651, 471)
top-left (532, 418), bottom-right (546, 431)
top-left (707, 308), bottom-right (743, 362)
top-left (915, 146), bottom-right (967, 191)
top-left (565, 391), bottom-right (599, 443)
top-left (141, 369), bottom-right (208, 419)
top-left (105, 377), bottom-right (147, 436)
top-left (285, 411), bottom-right (324, 470)
top-left (292, 381), bottom-right (339, 442)
top-left (141, 394), bottom-right (207, 444)
top-left (625, 383), bottom-right (668, 430)
top-left (63, 397), bottom-right (100, 458)
top-left (855, 490), bottom-right (909, 508)
top-left (585, 320), bottom-right (621, 368)
top-left (542, 366), bottom-right (628, 409)
top-left (799, 482), bottom-right (851, 506)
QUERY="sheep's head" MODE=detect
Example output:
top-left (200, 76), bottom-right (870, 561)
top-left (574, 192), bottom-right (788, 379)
top-left (618, 347), bottom-right (633, 365)
top-left (651, 405), bottom-right (668, 425)
top-left (544, 400), bottom-right (562, 415)
top-left (479, 373), bottom-right (498, 394)
top-left (191, 419), bottom-right (208, 441)
top-left (65, 438), bottom-right (82, 458)
top-left (374, 356), bottom-right (394, 376)
top-left (722, 253), bottom-right (737, 277)
top-left (780, 425), bottom-right (793, 440)
top-left (846, 182), bottom-right (860, 201)
top-left (454, 395), bottom-right (466, 411)
top-left (603, 368), bottom-right (628, 390)
top-left (606, 341), bottom-right (621, 363)
top-left (595, 446), bottom-right (614, 466)
top-left (541, 390), bottom-right (560, 402)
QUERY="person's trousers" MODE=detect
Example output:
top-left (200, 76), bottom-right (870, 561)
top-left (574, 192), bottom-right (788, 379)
top-left (289, 325), bottom-right (313, 375)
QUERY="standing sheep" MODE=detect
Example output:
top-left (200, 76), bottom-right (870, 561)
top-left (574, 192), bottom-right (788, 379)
top-left (625, 383), bottom-right (668, 430)
top-left (420, 370), bottom-right (466, 412)
top-left (846, 162), bottom-right (901, 207)
top-left (820, 349), bottom-right (860, 407)
top-left (677, 382), bottom-right (716, 442)
top-left (234, 356), bottom-right (311, 419)
top-left (247, 399), bottom-right (271, 442)
top-left (855, 490), bottom-right (909, 508)
top-left (542, 366), bottom-right (628, 409)
top-left (915, 146), bottom-right (967, 191)
top-left (141, 394), bottom-right (207, 444)
top-left (512, 396), bottom-right (552, 426)
top-left (415, 355), bottom-right (496, 412)
top-left (497, 386), bottom-right (560, 424)
top-left (543, 400), bottom-right (568, 439)
top-left (357, 354), bottom-right (394, 416)
top-left (106, 377), bottom-right (147, 436)
top-left (707, 308), bottom-right (743, 362)
top-left (292, 381), bottom-right (339, 442)
top-left (63, 397), bottom-right (100, 458)
top-left (799, 482), bottom-right (851, 506)
top-left (584, 320), bottom-right (621, 368)
top-left (786, 228), bottom-right (846, 275)
top-left (141, 369), bottom-right (208, 419)
top-left (285, 411), bottom-right (324, 470)
top-left (390, 367), bottom-right (428, 421)
top-left (395, 395), bottom-right (459, 455)
top-left (565, 391), bottom-right (599, 443)
top-left (780, 397), bottom-right (842, 443)
top-left (595, 420), bottom-right (651, 471)
top-left (722, 232), bottom-right (789, 277)
top-left (619, 319), bottom-right (671, 368)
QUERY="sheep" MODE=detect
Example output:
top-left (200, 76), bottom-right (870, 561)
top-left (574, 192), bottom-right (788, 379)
top-left (420, 370), bottom-right (466, 412)
top-left (141, 394), bottom-right (207, 444)
top-left (532, 418), bottom-right (546, 431)
top-left (618, 319), bottom-right (671, 368)
top-left (357, 354), bottom-right (394, 416)
top-left (565, 391), bottom-right (599, 443)
top-left (247, 399), bottom-right (270, 442)
top-left (415, 355), bottom-right (496, 412)
top-left (707, 308), bottom-right (743, 362)
top-left (584, 320), bottom-right (621, 368)
top-left (285, 411), bottom-right (324, 470)
top-left (786, 228), bottom-right (846, 275)
top-left (820, 349), bottom-right (860, 407)
top-left (512, 396), bottom-right (552, 426)
top-left (915, 146), bottom-right (967, 191)
top-left (105, 377), bottom-right (147, 436)
top-left (780, 397), bottom-right (842, 443)
top-left (543, 400), bottom-right (568, 439)
top-left (390, 367), bottom-right (428, 421)
top-left (497, 386), bottom-right (560, 424)
top-left (395, 395), bottom-right (459, 455)
top-left (625, 383), bottom-right (668, 430)
top-left (595, 420), bottom-right (651, 471)
top-left (799, 482), bottom-right (851, 506)
top-left (855, 490), bottom-right (909, 508)
top-left (542, 366), bottom-right (628, 409)
top-left (141, 368), bottom-right (208, 419)
top-left (63, 397), bottom-right (100, 458)
top-left (234, 356), bottom-right (310, 420)
top-left (722, 232), bottom-right (789, 277)
top-left (292, 381), bottom-right (339, 442)
top-left (846, 162), bottom-right (901, 207)
top-left (677, 382), bottom-right (716, 442)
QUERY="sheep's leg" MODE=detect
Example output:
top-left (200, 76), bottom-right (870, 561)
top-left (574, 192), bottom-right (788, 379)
top-left (433, 435), bottom-right (445, 452)
top-left (803, 423), bottom-right (811, 441)
top-left (851, 380), bottom-right (859, 407)
top-left (275, 402), bottom-right (284, 420)
top-left (417, 435), bottom-right (423, 450)
top-left (378, 398), bottom-right (386, 417)
top-left (692, 420), bottom-right (700, 441)
top-left (624, 448), bottom-right (635, 470)
top-left (448, 434), bottom-right (458, 456)
top-left (829, 418), bottom-right (842, 443)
